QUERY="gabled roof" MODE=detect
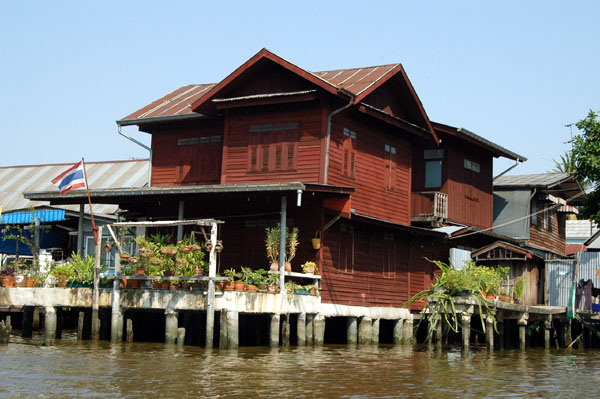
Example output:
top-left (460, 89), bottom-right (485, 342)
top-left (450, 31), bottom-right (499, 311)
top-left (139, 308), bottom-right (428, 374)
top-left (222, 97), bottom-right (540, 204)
top-left (432, 122), bottom-right (526, 161)
top-left (0, 159), bottom-right (149, 215)
top-left (494, 173), bottom-right (584, 204)
top-left (120, 48), bottom-right (437, 140)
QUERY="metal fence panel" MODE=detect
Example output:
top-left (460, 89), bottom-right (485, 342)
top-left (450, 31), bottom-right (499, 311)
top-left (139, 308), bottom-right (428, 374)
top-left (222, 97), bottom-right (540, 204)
top-left (546, 252), bottom-right (600, 307)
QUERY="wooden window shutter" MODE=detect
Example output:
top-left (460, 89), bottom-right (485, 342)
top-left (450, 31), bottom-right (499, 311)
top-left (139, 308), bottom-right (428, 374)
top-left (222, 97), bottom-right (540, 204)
top-left (275, 144), bottom-right (282, 170)
top-left (287, 143), bottom-right (295, 170)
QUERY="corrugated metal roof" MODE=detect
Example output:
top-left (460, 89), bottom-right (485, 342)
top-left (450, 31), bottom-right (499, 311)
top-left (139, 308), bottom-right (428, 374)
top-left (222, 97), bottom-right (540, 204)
top-left (1, 209), bottom-right (65, 224)
top-left (120, 84), bottom-right (215, 122)
top-left (494, 173), bottom-right (573, 188)
top-left (0, 159), bottom-right (149, 215)
top-left (119, 65), bottom-right (400, 122)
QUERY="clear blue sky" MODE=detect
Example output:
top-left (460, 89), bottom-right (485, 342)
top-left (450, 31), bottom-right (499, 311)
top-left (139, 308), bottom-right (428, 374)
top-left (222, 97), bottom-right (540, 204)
top-left (1, 1), bottom-right (598, 176)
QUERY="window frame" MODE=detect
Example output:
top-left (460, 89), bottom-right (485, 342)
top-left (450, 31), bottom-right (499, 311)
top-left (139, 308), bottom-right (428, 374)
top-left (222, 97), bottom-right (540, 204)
top-left (248, 122), bottom-right (299, 173)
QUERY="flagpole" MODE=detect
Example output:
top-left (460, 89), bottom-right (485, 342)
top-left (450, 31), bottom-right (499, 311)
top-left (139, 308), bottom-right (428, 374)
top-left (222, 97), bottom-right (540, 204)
top-left (81, 157), bottom-right (98, 245)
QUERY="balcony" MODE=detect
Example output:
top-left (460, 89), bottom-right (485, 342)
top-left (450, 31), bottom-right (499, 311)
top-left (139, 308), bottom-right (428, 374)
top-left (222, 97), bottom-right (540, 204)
top-left (411, 191), bottom-right (448, 225)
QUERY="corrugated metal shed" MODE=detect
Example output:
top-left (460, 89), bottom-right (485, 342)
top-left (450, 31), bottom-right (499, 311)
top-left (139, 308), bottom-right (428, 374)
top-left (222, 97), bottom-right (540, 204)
top-left (546, 252), bottom-right (600, 306)
top-left (1, 209), bottom-right (65, 224)
top-left (0, 159), bottom-right (149, 215)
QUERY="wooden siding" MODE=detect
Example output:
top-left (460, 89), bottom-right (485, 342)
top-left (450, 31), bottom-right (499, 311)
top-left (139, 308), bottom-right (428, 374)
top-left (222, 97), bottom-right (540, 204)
top-left (320, 219), bottom-right (445, 309)
top-left (528, 200), bottom-right (566, 255)
top-left (150, 120), bottom-right (224, 186)
top-left (222, 103), bottom-right (322, 185)
top-left (328, 112), bottom-right (412, 225)
top-left (412, 137), bottom-right (493, 228)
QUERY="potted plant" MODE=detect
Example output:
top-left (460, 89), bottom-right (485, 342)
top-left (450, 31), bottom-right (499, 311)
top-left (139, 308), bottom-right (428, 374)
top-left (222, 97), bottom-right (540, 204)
top-left (304, 284), bottom-right (319, 296)
top-left (286, 227), bottom-right (299, 272)
top-left (513, 276), bottom-right (526, 304)
top-left (50, 263), bottom-right (76, 288)
top-left (223, 268), bottom-right (238, 291)
top-left (265, 224), bottom-right (281, 271)
top-left (267, 273), bottom-right (279, 293)
top-left (240, 267), bottom-right (257, 292)
top-left (301, 261), bottom-right (318, 275)
top-left (0, 267), bottom-right (16, 287)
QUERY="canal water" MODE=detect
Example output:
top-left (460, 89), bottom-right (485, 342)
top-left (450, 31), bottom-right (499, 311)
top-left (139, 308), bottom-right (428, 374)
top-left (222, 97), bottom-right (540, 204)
top-left (1, 333), bottom-right (599, 398)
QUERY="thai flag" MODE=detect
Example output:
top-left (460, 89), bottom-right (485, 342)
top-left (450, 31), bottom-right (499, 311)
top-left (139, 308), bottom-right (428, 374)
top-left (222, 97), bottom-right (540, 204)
top-left (52, 161), bottom-right (86, 194)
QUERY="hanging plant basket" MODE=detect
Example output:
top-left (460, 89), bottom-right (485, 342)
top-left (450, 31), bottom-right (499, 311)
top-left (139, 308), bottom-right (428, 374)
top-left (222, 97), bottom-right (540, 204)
top-left (311, 230), bottom-right (321, 250)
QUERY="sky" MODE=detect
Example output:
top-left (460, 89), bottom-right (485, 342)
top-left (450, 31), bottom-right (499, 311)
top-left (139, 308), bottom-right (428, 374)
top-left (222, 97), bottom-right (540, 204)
top-left (1, 1), bottom-right (599, 176)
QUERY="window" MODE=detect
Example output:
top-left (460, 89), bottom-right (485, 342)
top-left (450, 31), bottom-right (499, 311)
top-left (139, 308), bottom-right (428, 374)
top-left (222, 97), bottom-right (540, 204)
top-left (342, 128), bottom-right (357, 178)
top-left (464, 159), bottom-right (480, 173)
top-left (176, 135), bottom-right (222, 183)
top-left (384, 144), bottom-right (397, 191)
top-left (424, 149), bottom-right (443, 188)
top-left (248, 122), bottom-right (299, 172)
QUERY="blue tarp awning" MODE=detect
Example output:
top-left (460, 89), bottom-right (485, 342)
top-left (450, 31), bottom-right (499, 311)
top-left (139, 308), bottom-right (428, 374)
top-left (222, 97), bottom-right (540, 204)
top-left (1, 209), bottom-right (66, 225)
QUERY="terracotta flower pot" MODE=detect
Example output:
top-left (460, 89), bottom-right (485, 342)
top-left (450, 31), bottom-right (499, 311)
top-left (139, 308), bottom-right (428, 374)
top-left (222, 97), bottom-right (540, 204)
top-left (245, 284), bottom-right (257, 292)
top-left (234, 281), bottom-right (245, 292)
top-left (1, 276), bottom-right (14, 287)
top-left (223, 281), bottom-right (235, 291)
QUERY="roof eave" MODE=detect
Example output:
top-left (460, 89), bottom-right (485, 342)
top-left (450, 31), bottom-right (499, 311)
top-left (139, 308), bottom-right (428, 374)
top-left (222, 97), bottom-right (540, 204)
top-left (116, 113), bottom-right (209, 127)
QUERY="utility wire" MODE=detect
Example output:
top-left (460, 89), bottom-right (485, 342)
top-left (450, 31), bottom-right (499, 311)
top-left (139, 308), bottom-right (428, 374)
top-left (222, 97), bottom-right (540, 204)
top-left (449, 185), bottom-right (594, 240)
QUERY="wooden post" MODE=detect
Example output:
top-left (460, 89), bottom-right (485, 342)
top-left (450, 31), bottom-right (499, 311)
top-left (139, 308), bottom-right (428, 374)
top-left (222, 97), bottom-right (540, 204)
top-left (565, 319), bottom-right (572, 348)
top-left (518, 313), bottom-right (528, 350)
top-left (270, 313), bottom-right (280, 347)
top-left (0, 320), bottom-right (11, 343)
top-left (126, 319), bottom-right (134, 343)
top-left (77, 203), bottom-right (85, 253)
top-left (205, 221), bottom-right (218, 349)
top-left (393, 319), bottom-right (404, 345)
top-left (496, 313), bottom-right (504, 350)
top-left (77, 311), bottom-right (85, 340)
top-left (544, 316), bottom-right (552, 349)
top-left (297, 313), bottom-right (306, 346)
top-left (91, 225), bottom-right (102, 341)
top-left (282, 314), bottom-right (290, 346)
top-left (177, 200), bottom-right (184, 242)
top-left (435, 318), bottom-right (443, 348)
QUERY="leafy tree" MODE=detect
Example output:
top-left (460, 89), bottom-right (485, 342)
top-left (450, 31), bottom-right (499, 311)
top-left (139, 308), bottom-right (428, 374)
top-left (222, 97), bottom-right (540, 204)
top-left (551, 150), bottom-right (590, 191)
top-left (572, 109), bottom-right (600, 224)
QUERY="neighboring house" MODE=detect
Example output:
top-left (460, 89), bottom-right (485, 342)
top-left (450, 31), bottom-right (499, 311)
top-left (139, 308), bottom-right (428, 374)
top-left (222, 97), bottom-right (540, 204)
top-left (25, 49), bottom-right (523, 310)
top-left (473, 173), bottom-right (584, 305)
top-left (0, 160), bottom-right (149, 264)
top-left (585, 229), bottom-right (600, 252)
top-left (565, 219), bottom-right (599, 254)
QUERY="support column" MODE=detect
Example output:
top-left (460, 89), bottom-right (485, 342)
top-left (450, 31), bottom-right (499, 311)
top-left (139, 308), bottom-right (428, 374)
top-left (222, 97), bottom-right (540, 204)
top-left (45, 306), bottom-right (57, 343)
top-left (32, 307), bottom-right (41, 330)
top-left (269, 314), bottom-right (280, 347)
top-left (496, 313), bottom-right (504, 350)
top-left (297, 313), bottom-right (306, 346)
top-left (110, 251), bottom-right (122, 343)
top-left (565, 319), bottom-right (572, 348)
top-left (347, 317), bottom-right (358, 345)
top-left (393, 319), bottom-right (404, 345)
top-left (371, 319), bottom-right (380, 345)
top-left (177, 200), bottom-right (185, 242)
top-left (21, 306), bottom-right (34, 338)
top-left (279, 196), bottom-right (287, 294)
top-left (314, 314), bottom-right (325, 346)
top-left (226, 310), bottom-right (239, 349)
top-left (219, 310), bottom-right (228, 349)
top-left (518, 313), bottom-right (529, 350)
top-left (461, 312), bottom-right (472, 350)
top-left (281, 314), bottom-right (290, 347)
top-left (305, 314), bottom-right (314, 346)
top-left (435, 319), bottom-right (443, 347)
top-left (402, 319), bottom-right (414, 344)
top-left (486, 313), bottom-right (494, 351)
top-left (92, 226), bottom-right (102, 341)
top-left (358, 317), bottom-right (372, 345)
top-left (205, 221), bottom-right (218, 349)
top-left (165, 309), bottom-right (178, 344)
top-left (126, 319), bottom-right (134, 343)
top-left (77, 311), bottom-right (85, 340)
top-left (544, 316), bottom-right (552, 349)
top-left (177, 328), bottom-right (186, 346)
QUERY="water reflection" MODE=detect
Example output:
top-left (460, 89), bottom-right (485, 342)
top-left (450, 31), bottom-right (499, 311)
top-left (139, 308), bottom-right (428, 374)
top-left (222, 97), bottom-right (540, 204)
top-left (1, 335), bottom-right (600, 398)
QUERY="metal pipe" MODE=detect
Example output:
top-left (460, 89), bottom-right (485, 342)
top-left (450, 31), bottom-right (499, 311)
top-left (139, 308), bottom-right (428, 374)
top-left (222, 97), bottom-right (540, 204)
top-left (324, 92), bottom-right (355, 184)
top-left (279, 196), bottom-right (287, 294)
top-left (493, 158), bottom-right (523, 180)
top-left (117, 125), bottom-right (152, 186)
